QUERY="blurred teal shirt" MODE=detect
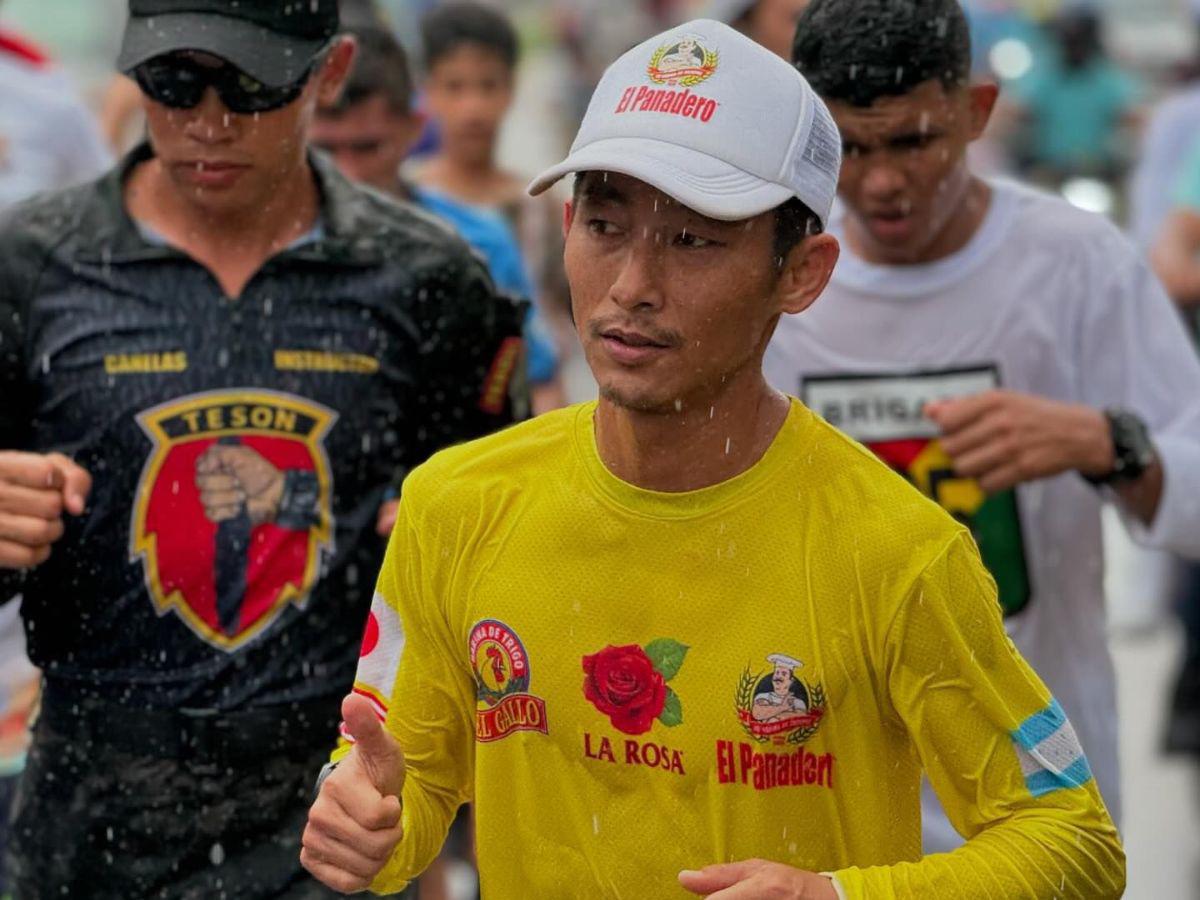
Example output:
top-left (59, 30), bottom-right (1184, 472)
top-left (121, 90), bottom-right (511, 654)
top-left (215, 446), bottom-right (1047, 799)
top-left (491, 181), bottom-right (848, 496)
top-left (1014, 60), bottom-right (1139, 171)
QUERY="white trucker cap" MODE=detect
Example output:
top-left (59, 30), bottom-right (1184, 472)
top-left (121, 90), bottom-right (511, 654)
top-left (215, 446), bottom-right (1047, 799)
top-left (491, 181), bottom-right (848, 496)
top-left (528, 19), bottom-right (841, 226)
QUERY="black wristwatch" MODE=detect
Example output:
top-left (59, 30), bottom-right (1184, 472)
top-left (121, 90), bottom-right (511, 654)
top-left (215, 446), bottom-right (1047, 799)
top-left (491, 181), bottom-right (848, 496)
top-left (1084, 409), bottom-right (1156, 487)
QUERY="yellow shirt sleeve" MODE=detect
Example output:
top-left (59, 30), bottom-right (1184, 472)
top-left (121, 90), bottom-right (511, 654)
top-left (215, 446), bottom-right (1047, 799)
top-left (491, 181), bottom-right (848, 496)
top-left (833, 534), bottom-right (1125, 899)
top-left (366, 491), bottom-right (477, 895)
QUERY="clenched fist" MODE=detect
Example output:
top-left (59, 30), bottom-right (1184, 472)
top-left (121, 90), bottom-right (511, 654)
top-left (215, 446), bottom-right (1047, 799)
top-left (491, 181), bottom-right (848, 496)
top-left (0, 451), bottom-right (91, 570)
top-left (195, 444), bottom-right (284, 526)
top-left (302, 694), bottom-right (407, 894)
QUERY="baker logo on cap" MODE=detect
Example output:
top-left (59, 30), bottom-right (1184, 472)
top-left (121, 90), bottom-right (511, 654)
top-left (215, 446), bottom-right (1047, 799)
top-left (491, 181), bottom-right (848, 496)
top-left (647, 35), bottom-right (718, 88)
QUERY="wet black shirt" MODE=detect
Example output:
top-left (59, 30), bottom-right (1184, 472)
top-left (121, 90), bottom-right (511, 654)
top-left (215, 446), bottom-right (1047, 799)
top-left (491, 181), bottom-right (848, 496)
top-left (0, 146), bottom-right (526, 710)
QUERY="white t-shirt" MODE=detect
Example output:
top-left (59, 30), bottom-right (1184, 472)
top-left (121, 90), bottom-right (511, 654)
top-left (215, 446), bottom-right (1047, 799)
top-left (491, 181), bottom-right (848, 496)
top-left (0, 53), bottom-right (112, 212)
top-left (765, 179), bottom-right (1200, 847)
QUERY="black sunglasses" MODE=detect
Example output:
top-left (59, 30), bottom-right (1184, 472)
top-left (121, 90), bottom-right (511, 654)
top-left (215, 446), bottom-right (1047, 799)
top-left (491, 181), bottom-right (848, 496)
top-left (133, 53), bottom-right (320, 115)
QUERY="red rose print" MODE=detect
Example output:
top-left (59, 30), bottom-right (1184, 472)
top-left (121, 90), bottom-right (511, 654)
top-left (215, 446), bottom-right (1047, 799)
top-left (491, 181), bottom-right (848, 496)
top-left (582, 644), bottom-right (667, 735)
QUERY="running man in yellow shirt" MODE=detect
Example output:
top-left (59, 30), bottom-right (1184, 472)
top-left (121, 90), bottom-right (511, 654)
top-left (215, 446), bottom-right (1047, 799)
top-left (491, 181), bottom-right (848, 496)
top-left (300, 18), bottom-right (1125, 900)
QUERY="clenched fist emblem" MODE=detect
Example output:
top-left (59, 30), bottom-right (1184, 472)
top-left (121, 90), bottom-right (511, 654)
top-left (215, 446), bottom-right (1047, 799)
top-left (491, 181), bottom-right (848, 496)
top-left (195, 443), bottom-right (285, 526)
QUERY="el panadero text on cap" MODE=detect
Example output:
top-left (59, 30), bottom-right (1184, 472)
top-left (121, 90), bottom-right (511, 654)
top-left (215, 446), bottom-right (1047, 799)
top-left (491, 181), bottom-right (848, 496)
top-left (529, 19), bottom-right (842, 227)
top-left (118, 0), bottom-right (340, 88)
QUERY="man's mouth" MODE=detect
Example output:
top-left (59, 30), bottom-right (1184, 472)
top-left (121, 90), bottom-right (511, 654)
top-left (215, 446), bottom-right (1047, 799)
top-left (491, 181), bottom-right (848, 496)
top-left (601, 328), bottom-right (671, 349)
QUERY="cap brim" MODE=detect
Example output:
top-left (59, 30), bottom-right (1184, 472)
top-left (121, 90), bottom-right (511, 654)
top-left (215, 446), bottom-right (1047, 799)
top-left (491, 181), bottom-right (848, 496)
top-left (118, 13), bottom-right (328, 87)
top-left (528, 137), bottom-right (795, 222)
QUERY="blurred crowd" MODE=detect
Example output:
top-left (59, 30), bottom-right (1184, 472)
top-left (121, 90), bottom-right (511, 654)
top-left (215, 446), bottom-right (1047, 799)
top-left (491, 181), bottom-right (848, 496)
top-left (2, 0), bottom-right (1200, 897)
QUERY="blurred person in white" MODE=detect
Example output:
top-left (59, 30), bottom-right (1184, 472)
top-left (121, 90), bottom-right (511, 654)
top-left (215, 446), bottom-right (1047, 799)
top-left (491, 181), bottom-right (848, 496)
top-left (0, 15), bottom-right (111, 890)
top-left (705, 0), bottom-right (809, 59)
top-left (1147, 133), bottom-right (1200, 762)
top-left (0, 19), bottom-right (112, 208)
top-left (1130, 0), bottom-right (1200, 251)
top-left (771, 0), bottom-right (1200, 853)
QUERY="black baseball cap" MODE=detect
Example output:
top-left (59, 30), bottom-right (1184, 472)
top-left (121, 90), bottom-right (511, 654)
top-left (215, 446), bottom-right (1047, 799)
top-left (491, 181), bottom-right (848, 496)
top-left (118, 0), bottom-right (340, 87)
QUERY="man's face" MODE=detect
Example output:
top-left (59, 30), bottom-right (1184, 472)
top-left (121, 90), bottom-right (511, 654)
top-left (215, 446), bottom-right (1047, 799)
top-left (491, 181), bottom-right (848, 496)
top-left (828, 80), bottom-right (993, 265)
top-left (311, 95), bottom-right (422, 193)
top-left (563, 173), bottom-right (792, 415)
top-left (141, 42), bottom-right (354, 216)
top-left (746, 0), bottom-right (810, 60)
top-left (424, 45), bottom-right (513, 167)
top-left (772, 665), bottom-right (792, 693)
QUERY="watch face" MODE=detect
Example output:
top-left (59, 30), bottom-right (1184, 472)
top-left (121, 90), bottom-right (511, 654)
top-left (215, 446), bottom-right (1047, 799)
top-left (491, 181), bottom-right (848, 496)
top-left (1109, 410), bottom-right (1154, 481)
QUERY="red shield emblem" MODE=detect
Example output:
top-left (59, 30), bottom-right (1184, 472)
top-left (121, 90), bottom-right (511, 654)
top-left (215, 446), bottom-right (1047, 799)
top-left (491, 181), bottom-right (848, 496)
top-left (130, 389), bottom-right (337, 651)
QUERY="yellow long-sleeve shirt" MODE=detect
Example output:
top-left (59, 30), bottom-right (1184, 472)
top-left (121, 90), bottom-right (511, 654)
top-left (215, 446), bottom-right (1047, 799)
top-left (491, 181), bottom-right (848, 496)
top-left (346, 400), bottom-right (1124, 898)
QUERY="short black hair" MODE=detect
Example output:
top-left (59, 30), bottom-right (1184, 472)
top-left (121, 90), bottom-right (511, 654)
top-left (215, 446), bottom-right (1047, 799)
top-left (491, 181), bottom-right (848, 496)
top-left (325, 26), bottom-right (413, 116)
top-left (792, 0), bottom-right (972, 107)
top-left (421, 2), bottom-right (519, 72)
top-left (571, 173), bottom-right (821, 272)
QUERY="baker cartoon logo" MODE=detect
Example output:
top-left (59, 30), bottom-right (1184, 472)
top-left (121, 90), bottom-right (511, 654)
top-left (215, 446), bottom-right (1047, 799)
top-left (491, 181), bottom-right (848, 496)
top-left (130, 389), bottom-right (337, 652)
top-left (471, 619), bottom-right (549, 742)
top-left (647, 35), bottom-right (718, 87)
top-left (736, 653), bottom-right (827, 746)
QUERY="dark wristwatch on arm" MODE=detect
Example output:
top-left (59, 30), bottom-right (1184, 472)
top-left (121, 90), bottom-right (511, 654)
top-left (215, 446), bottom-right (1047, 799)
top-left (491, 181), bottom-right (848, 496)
top-left (1084, 409), bottom-right (1156, 487)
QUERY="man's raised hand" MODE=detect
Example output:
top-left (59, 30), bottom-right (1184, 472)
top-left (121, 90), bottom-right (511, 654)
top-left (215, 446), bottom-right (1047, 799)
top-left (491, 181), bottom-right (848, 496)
top-left (301, 694), bottom-right (407, 894)
top-left (0, 451), bottom-right (91, 570)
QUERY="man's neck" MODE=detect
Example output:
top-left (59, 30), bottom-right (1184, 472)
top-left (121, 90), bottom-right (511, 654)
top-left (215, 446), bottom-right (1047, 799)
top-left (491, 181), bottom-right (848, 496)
top-left (847, 175), bottom-right (992, 267)
top-left (594, 376), bottom-right (792, 493)
top-left (125, 155), bottom-right (320, 297)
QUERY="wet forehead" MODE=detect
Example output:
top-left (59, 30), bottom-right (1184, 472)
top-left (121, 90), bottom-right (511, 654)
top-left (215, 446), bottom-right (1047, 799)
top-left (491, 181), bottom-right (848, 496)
top-left (827, 81), bottom-right (962, 143)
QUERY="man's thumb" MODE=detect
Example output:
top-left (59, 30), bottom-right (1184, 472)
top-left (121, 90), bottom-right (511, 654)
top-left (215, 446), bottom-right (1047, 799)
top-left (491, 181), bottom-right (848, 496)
top-left (342, 693), bottom-right (405, 797)
top-left (47, 454), bottom-right (92, 516)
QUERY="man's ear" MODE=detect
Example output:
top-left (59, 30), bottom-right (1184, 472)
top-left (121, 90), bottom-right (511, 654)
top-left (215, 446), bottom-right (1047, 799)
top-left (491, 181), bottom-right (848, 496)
top-left (316, 36), bottom-right (358, 108)
top-left (967, 82), bottom-right (1000, 141)
top-left (776, 233), bottom-right (839, 316)
top-left (563, 198), bottom-right (576, 240)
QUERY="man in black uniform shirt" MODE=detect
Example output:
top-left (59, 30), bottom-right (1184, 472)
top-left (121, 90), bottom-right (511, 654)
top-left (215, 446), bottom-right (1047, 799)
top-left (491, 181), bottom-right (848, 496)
top-left (0, 2), bottom-right (525, 897)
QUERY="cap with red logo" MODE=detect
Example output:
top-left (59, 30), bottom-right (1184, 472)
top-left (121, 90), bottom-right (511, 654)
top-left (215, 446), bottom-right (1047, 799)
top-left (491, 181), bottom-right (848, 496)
top-left (528, 19), bottom-right (841, 226)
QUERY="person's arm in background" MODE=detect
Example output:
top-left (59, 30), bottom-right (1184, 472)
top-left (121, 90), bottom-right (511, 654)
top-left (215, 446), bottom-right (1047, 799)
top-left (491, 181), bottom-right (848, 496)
top-left (1082, 245), bottom-right (1200, 556)
top-left (1152, 136), bottom-right (1200, 308)
top-left (1153, 207), bottom-right (1200, 308)
top-left (375, 250), bottom-right (527, 536)
top-left (838, 534), bottom-right (1124, 898)
top-left (304, 479), bottom-right (475, 894)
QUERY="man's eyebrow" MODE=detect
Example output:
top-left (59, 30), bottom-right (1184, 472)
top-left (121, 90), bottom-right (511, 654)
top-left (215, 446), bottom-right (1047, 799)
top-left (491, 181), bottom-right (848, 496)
top-left (578, 178), bottom-right (627, 206)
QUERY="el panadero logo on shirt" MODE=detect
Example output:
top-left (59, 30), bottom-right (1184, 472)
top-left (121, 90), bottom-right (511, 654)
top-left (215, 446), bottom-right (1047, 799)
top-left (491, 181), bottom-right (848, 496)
top-left (470, 619), bottom-right (549, 743)
top-left (581, 638), bottom-right (688, 777)
top-left (717, 652), bottom-right (835, 792)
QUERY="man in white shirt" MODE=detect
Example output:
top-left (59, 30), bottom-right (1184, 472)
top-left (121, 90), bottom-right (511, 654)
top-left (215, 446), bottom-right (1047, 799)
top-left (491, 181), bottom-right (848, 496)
top-left (769, 0), bottom-right (1200, 851)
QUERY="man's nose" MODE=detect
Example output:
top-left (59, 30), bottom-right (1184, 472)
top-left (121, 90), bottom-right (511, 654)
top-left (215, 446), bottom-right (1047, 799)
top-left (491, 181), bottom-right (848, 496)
top-left (183, 87), bottom-right (237, 142)
top-left (609, 233), bottom-right (666, 312)
top-left (860, 159), bottom-right (907, 200)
